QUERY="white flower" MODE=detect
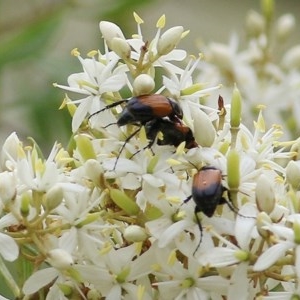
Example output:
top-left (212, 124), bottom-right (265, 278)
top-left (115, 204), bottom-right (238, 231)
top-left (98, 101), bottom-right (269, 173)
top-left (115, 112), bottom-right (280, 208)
top-left (55, 52), bottom-right (127, 132)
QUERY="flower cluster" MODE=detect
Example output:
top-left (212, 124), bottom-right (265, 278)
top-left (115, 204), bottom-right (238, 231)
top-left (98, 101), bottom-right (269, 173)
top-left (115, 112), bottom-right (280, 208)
top-left (1, 5), bottom-right (300, 300)
top-left (196, 0), bottom-right (300, 139)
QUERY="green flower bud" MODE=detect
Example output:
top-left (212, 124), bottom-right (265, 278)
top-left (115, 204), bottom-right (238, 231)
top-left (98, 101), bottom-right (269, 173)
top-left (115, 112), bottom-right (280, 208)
top-left (286, 160), bottom-right (300, 190)
top-left (157, 26), bottom-right (184, 56)
top-left (76, 135), bottom-right (96, 161)
top-left (255, 174), bottom-right (275, 214)
top-left (133, 74), bottom-right (155, 96)
top-left (20, 192), bottom-right (31, 217)
top-left (227, 149), bottom-right (240, 190)
top-left (230, 85), bottom-right (242, 129)
top-left (294, 221), bottom-right (300, 244)
top-left (57, 282), bottom-right (73, 296)
top-left (261, 0), bottom-right (274, 23)
top-left (124, 225), bottom-right (148, 242)
top-left (110, 189), bottom-right (140, 216)
top-left (234, 249), bottom-right (250, 261)
top-left (116, 267), bottom-right (130, 283)
top-left (76, 212), bottom-right (101, 228)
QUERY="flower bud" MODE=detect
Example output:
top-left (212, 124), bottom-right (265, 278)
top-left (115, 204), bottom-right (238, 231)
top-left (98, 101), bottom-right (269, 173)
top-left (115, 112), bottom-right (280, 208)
top-left (0, 171), bottom-right (16, 204)
top-left (276, 14), bottom-right (295, 41)
top-left (191, 108), bottom-right (216, 147)
top-left (124, 225), bottom-right (148, 242)
top-left (286, 160), bottom-right (300, 190)
top-left (0, 132), bottom-right (21, 169)
top-left (261, 0), bottom-right (274, 23)
top-left (44, 186), bottom-right (64, 211)
top-left (99, 21), bottom-right (125, 49)
top-left (282, 45), bottom-right (300, 70)
top-left (234, 249), bottom-right (250, 262)
top-left (133, 74), bottom-right (155, 96)
top-left (256, 212), bottom-right (272, 239)
top-left (230, 85), bottom-right (242, 128)
top-left (245, 10), bottom-right (265, 37)
top-left (76, 135), bottom-right (96, 161)
top-left (208, 43), bottom-right (231, 70)
top-left (20, 192), bottom-right (31, 217)
top-left (110, 189), bottom-right (140, 216)
top-left (47, 249), bottom-right (74, 270)
top-left (76, 212), bottom-right (101, 228)
top-left (294, 221), bottom-right (300, 244)
top-left (227, 149), bottom-right (240, 190)
top-left (110, 37), bottom-right (131, 60)
top-left (84, 159), bottom-right (104, 185)
top-left (157, 26), bottom-right (184, 56)
top-left (255, 174), bottom-right (275, 214)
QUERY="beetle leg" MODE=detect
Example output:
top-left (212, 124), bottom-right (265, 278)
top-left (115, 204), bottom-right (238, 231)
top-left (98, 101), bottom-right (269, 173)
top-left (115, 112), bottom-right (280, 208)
top-left (193, 206), bottom-right (203, 256)
top-left (129, 137), bottom-right (155, 159)
top-left (183, 195), bottom-right (193, 204)
top-left (112, 127), bottom-right (141, 170)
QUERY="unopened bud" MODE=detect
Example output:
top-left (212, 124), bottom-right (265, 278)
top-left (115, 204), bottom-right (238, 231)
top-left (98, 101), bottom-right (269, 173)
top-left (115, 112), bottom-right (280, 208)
top-left (0, 171), bottom-right (16, 204)
top-left (44, 186), bottom-right (63, 211)
top-left (276, 14), bottom-right (295, 41)
top-left (191, 108), bottom-right (216, 147)
top-left (157, 26), bottom-right (184, 56)
top-left (110, 189), bottom-right (140, 216)
top-left (282, 45), bottom-right (300, 70)
top-left (76, 135), bottom-right (96, 161)
top-left (286, 160), bottom-right (300, 190)
top-left (256, 212), bottom-right (272, 238)
top-left (227, 149), bottom-right (240, 190)
top-left (84, 159), bottom-right (104, 185)
top-left (47, 249), bottom-right (74, 270)
top-left (261, 0), bottom-right (274, 23)
top-left (209, 43), bottom-right (231, 70)
top-left (110, 37), bottom-right (131, 60)
top-left (294, 221), bottom-right (300, 244)
top-left (99, 21), bottom-right (125, 49)
top-left (124, 225), bottom-right (148, 242)
top-left (234, 249), bottom-right (250, 262)
top-left (245, 10), bottom-right (265, 37)
top-left (255, 174), bottom-right (275, 214)
top-left (20, 192), bottom-right (31, 217)
top-left (230, 85), bottom-right (242, 128)
top-left (133, 74), bottom-right (155, 96)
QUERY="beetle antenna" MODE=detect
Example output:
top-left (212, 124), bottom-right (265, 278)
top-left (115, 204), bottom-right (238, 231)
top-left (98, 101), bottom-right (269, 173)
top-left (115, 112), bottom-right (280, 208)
top-left (88, 99), bottom-right (128, 120)
top-left (112, 127), bottom-right (142, 170)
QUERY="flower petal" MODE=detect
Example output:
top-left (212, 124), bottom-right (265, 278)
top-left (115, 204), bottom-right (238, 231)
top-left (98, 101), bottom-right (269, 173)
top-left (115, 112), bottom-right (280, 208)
top-left (253, 241), bottom-right (293, 271)
top-left (22, 268), bottom-right (59, 295)
top-left (0, 232), bottom-right (19, 261)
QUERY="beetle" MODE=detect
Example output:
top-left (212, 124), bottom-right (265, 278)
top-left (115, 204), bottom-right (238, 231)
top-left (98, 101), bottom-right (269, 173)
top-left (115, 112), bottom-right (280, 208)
top-left (183, 166), bottom-right (237, 255)
top-left (89, 94), bottom-right (183, 126)
top-left (145, 118), bottom-right (198, 149)
top-left (88, 94), bottom-right (183, 169)
top-left (128, 118), bottom-right (198, 160)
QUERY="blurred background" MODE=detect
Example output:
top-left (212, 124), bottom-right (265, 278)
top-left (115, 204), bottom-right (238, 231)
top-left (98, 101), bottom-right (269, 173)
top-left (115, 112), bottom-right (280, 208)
top-left (0, 0), bottom-right (299, 153)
